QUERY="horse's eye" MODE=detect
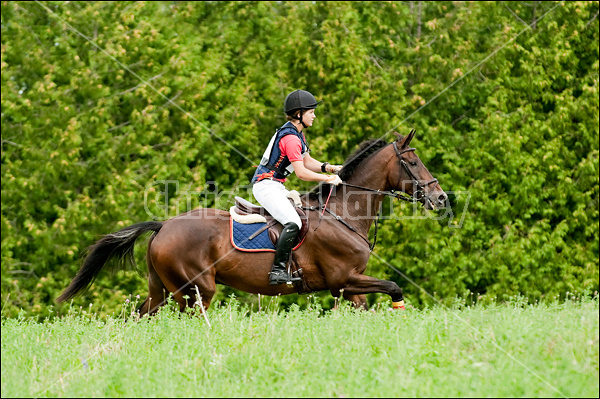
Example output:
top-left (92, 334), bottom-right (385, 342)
top-left (410, 161), bottom-right (417, 166)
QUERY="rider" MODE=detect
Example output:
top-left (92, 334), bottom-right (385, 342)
top-left (251, 89), bottom-right (343, 285)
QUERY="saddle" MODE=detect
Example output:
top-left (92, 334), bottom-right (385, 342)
top-left (230, 195), bottom-right (309, 249)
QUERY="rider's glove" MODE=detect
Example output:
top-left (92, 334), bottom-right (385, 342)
top-left (328, 165), bottom-right (343, 174)
top-left (326, 175), bottom-right (343, 186)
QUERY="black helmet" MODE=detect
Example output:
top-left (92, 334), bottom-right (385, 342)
top-left (284, 90), bottom-right (321, 115)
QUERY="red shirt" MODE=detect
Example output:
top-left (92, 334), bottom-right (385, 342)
top-left (279, 134), bottom-right (304, 162)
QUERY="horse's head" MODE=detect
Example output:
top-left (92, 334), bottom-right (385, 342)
top-left (389, 130), bottom-right (448, 210)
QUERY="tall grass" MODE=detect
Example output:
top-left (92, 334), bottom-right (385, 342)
top-left (1, 295), bottom-right (598, 398)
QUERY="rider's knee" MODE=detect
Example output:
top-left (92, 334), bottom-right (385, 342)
top-left (288, 215), bottom-right (302, 231)
top-left (283, 221), bottom-right (301, 233)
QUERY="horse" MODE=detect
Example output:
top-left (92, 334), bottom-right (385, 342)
top-left (57, 130), bottom-right (447, 314)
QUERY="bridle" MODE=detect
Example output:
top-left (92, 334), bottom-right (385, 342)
top-left (308, 140), bottom-right (439, 251)
top-left (391, 141), bottom-right (439, 204)
top-left (341, 141), bottom-right (438, 205)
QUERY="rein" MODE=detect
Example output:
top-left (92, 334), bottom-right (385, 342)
top-left (340, 182), bottom-right (416, 202)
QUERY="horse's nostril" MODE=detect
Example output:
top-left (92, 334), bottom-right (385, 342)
top-left (438, 193), bottom-right (448, 204)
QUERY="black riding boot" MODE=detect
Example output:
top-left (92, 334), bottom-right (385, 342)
top-left (269, 222), bottom-right (302, 285)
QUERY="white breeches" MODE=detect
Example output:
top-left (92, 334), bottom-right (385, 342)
top-left (252, 180), bottom-right (302, 229)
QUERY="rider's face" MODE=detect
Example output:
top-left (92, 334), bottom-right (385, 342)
top-left (302, 109), bottom-right (316, 127)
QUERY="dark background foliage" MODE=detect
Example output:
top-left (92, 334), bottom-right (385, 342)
top-left (2, 1), bottom-right (598, 317)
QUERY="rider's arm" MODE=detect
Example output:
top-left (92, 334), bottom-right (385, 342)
top-left (304, 152), bottom-right (342, 174)
top-left (302, 153), bottom-right (325, 173)
top-left (281, 136), bottom-right (338, 183)
top-left (291, 160), bottom-right (331, 182)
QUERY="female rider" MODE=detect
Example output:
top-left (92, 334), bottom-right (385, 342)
top-left (251, 90), bottom-right (343, 285)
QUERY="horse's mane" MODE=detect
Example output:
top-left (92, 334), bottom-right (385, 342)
top-left (308, 139), bottom-right (389, 201)
top-left (338, 139), bottom-right (389, 181)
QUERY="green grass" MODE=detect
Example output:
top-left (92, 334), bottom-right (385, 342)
top-left (1, 296), bottom-right (598, 398)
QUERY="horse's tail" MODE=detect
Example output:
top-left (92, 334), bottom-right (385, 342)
top-left (57, 221), bottom-right (163, 303)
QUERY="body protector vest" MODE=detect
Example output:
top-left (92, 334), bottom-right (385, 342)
top-left (252, 122), bottom-right (309, 184)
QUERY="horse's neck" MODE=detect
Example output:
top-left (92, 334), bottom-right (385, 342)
top-left (330, 146), bottom-right (393, 236)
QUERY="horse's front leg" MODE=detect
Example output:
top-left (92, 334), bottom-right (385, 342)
top-left (342, 273), bottom-right (404, 308)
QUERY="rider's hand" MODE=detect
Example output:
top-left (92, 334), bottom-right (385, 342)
top-left (326, 175), bottom-right (343, 186)
top-left (327, 164), bottom-right (343, 174)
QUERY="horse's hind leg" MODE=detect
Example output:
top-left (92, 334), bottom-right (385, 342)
top-left (186, 268), bottom-right (217, 312)
top-left (136, 297), bottom-right (149, 316)
top-left (137, 236), bottom-right (168, 317)
top-left (156, 262), bottom-right (217, 314)
top-left (343, 293), bottom-right (369, 310)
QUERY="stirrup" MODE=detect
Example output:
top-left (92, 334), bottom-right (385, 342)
top-left (269, 270), bottom-right (301, 285)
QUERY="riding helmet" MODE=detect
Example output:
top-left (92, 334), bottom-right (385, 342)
top-left (284, 90), bottom-right (321, 115)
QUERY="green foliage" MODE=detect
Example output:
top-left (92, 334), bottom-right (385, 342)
top-left (1, 1), bottom-right (598, 316)
top-left (1, 297), bottom-right (598, 397)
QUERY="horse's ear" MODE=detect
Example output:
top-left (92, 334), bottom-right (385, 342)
top-left (393, 131), bottom-right (404, 141)
top-left (400, 129), bottom-right (416, 148)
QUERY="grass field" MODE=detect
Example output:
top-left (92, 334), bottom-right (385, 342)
top-left (1, 296), bottom-right (598, 398)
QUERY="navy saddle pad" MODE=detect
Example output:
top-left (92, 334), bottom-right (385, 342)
top-left (230, 220), bottom-right (275, 252)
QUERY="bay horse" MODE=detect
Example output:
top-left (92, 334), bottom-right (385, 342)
top-left (57, 130), bottom-right (447, 314)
